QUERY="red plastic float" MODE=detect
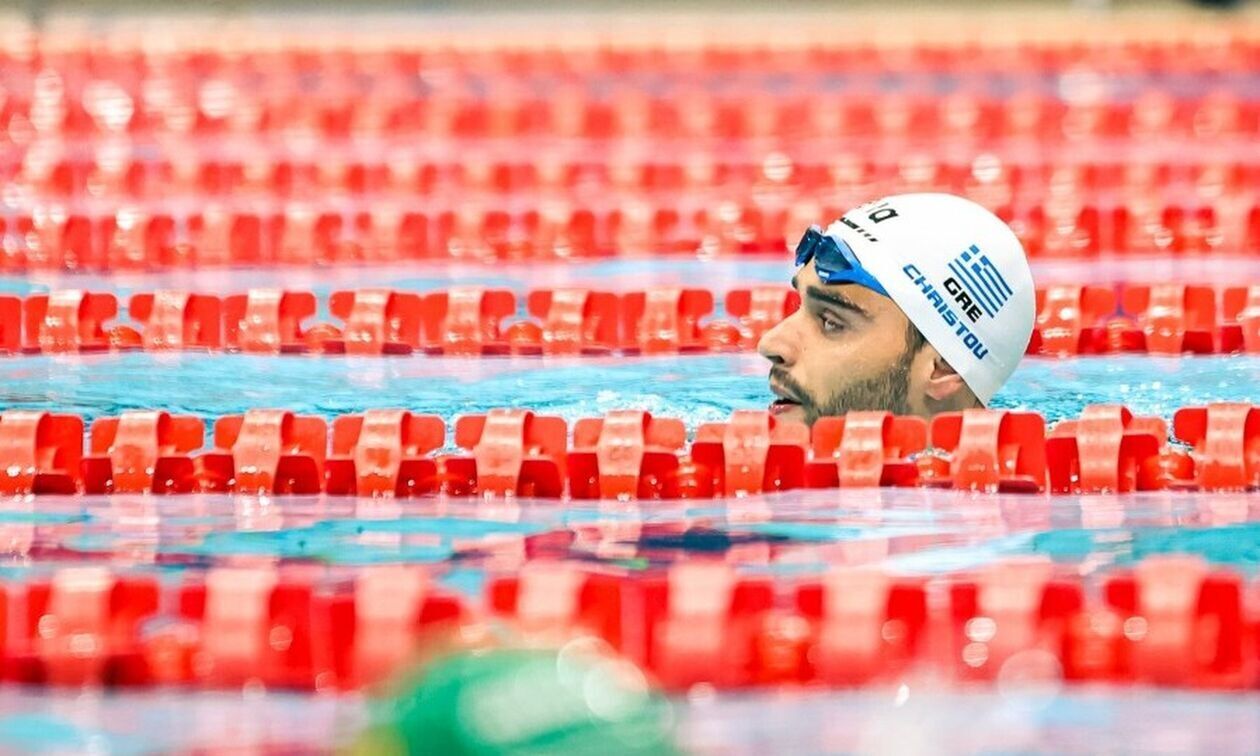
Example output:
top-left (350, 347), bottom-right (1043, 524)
top-left (1120, 284), bottom-right (1223, 355)
top-left (724, 287), bottom-right (800, 349)
top-left (1221, 285), bottom-right (1260, 353)
top-left (177, 568), bottom-right (316, 688)
top-left (1045, 405), bottom-right (1168, 493)
top-left (1103, 556), bottom-right (1248, 688)
top-left (326, 289), bottom-right (424, 355)
top-left (420, 287), bottom-right (516, 355)
top-left (199, 409), bottom-right (327, 494)
top-left (567, 410), bottom-right (687, 499)
top-left (514, 288), bottom-right (621, 355)
top-left (487, 561), bottom-right (623, 646)
top-left (949, 558), bottom-right (1082, 681)
top-left (223, 290), bottom-right (318, 354)
top-left (16, 568), bottom-right (159, 686)
top-left (82, 411), bottom-right (205, 494)
top-left (621, 288), bottom-right (714, 354)
top-left (926, 409), bottom-right (1047, 492)
top-left (1173, 403), bottom-right (1260, 491)
top-left (321, 566), bottom-right (465, 689)
top-left (1033, 285), bottom-right (1116, 355)
top-left (0, 410), bottom-right (84, 495)
top-left (691, 410), bottom-right (809, 496)
top-left (128, 291), bottom-right (223, 350)
top-left (0, 295), bottom-right (20, 354)
top-left (325, 410), bottom-right (445, 496)
top-left (447, 409), bottom-right (567, 496)
top-left (640, 562), bottom-right (775, 689)
top-left (22, 291), bottom-right (118, 353)
top-left (806, 411), bottom-right (927, 488)
top-left (795, 567), bottom-right (928, 685)
top-left (187, 210), bottom-right (264, 266)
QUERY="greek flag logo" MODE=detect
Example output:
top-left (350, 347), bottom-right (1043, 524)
top-left (947, 245), bottom-right (1013, 318)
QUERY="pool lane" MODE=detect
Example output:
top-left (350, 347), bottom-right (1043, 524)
top-left (5, 255), bottom-right (1260, 299)
top-left (6, 489), bottom-right (1260, 590)
top-left (1, 352), bottom-right (1258, 427)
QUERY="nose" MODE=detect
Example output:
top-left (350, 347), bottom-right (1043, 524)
top-left (757, 313), bottom-right (799, 366)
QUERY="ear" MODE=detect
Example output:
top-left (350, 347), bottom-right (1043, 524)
top-left (923, 350), bottom-right (970, 403)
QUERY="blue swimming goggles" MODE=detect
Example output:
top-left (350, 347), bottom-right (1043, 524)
top-left (794, 225), bottom-right (890, 298)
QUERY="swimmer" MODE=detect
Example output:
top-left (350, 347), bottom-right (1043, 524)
top-left (760, 193), bottom-right (1035, 425)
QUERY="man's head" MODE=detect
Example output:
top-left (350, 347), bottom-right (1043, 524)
top-left (759, 193), bottom-right (1035, 425)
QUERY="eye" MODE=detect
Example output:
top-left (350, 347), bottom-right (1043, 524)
top-left (819, 312), bottom-right (847, 333)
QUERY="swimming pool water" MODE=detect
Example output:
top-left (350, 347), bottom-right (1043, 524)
top-left (4, 487), bottom-right (1260, 752)
top-left (6, 261), bottom-right (1260, 752)
top-left (2, 351), bottom-right (1257, 429)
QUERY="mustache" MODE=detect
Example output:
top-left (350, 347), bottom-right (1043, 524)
top-left (768, 367), bottom-right (812, 405)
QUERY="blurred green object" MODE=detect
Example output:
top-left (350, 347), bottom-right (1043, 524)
top-left (356, 644), bottom-right (679, 756)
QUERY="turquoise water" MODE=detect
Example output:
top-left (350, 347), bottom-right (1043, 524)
top-left (1, 351), bottom-right (1256, 428)
top-left (6, 266), bottom-right (1260, 755)
top-left (8, 488), bottom-right (1260, 580)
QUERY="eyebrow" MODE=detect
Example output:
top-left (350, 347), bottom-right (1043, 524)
top-left (803, 284), bottom-right (872, 320)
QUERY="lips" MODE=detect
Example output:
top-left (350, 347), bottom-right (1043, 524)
top-left (769, 399), bottom-right (800, 416)
top-left (768, 378), bottom-right (803, 414)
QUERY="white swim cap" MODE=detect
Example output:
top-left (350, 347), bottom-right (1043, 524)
top-left (821, 193), bottom-right (1035, 405)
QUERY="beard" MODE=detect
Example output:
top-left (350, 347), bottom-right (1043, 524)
top-left (772, 346), bottom-right (914, 425)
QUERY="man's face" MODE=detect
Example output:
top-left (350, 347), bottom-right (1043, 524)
top-left (758, 261), bottom-right (924, 425)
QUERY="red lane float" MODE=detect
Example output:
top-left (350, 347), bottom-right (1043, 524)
top-left (2, 557), bottom-right (1260, 691)
top-left (7, 283), bottom-right (1260, 358)
top-left (806, 411), bottom-right (927, 488)
top-left (447, 409), bottom-right (567, 496)
top-left (199, 409), bottom-right (327, 494)
top-left (420, 287), bottom-right (515, 355)
top-left (187, 210), bottom-right (265, 266)
top-left (640, 562), bottom-right (775, 689)
top-left (724, 287), bottom-right (801, 350)
top-left (102, 210), bottom-right (180, 270)
top-left (568, 410), bottom-right (687, 499)
top-left (128, 292), bottom-right (223, 350)
top-left (3, 213), bottom-right (95, 271)
top-left (321, 565), bottom-right (466, 689)
top-left (794, 567), bottom-right (928, 685)
top-left (326, 289), bottom-right (424, 355)
top-left (691, 410), bottom-right (809, 496)
top-left (3, 198), bottom-right (1259, 269)
top-left (223, 290), bottom-right (318, 354)
top-left (10, 568), bottom-right (159, 686)
top-left (949, 558), bottom-right (1082, 682)
top-left (0, 404), bottom-right (1257, 498)
top-left (82, 411), bottom-right (205, 494)
top-left (621, 288), bottom-right (714, 354)
top-left (512, 288), bottom-right (620, 355)
top-left (487, 561), bottom-right (625, 647)
top-left (1119, 284), bottom-right (1225, 355)
top-left (1102, 556), bottom-right (1249, 688)
top-left (1221, 285), bottom-right (1260, 353)
top-left (1045, 405), bottom-right (1169, 493)
top-left (924, 410), bottom-right (1047, 492)
top-left (22, 291), bottom-right (117, 353)
top-left (1172, 403), bottom-right (1260, 491)
top-left (325, 410), bottom-right (445, 496)
top-left (1033, 285), bottom-right (1116, 356)
top-left (174, 568), bottom-right (317, 688)
top-left (0, 410), bottom-right (84, 495)
top-left (0, 295), bottom-right (20, 354)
